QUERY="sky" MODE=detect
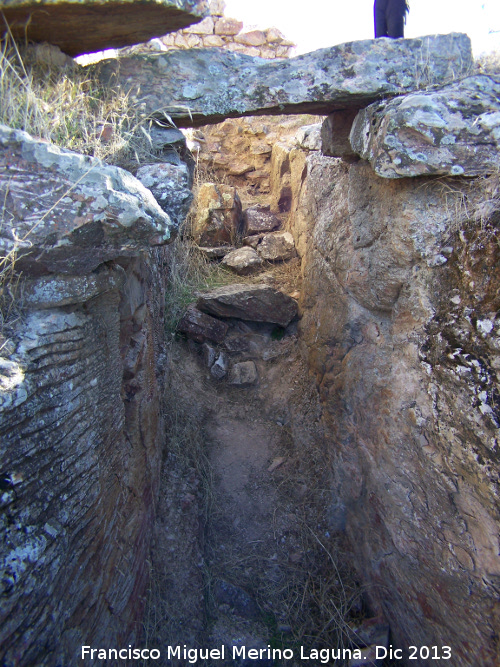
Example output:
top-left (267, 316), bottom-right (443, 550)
top-left (223, 0), bottom-right (500, 57)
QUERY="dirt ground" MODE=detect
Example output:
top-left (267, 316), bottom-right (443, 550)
top-left (142, 318), bottom-right (366, 666)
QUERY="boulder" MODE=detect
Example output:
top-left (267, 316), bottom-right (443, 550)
top-left (257, 231), bottom-right (297, 262)
top-left (350, 75), bottom-right (500, 178)
top-left (191, 183), bottom-right (243, 246)
top-left (244, 206), bottom-right (281, 235)
top-left (135, 162), bottom-right (193, 227)
top-left (228, 360), bottom-right (258, 387)
top-left (197, 284), bottom-right (298, 327)
top-left (95, 34), bottom-right (473, 127)
top-left (0, 0), bottom-right (208, 57)
top-left (221, 247), bottom-right (263, 275)
top-left (0, 125), bottom-right (174, 276)
top-left (177, 306), bottom-right (229, 343)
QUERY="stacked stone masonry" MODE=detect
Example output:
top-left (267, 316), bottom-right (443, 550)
top-left (158, 1), bottom-right (295, 60)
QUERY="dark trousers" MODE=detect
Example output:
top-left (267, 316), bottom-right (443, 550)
top-left (374, 0), bottom-right (407, 38)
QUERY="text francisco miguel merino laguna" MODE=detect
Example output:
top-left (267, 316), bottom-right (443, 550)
top-left (81, 644), bottom-right (419, 663)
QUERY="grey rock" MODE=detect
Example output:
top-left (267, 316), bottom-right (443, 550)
top-left (197, 284), bottom-right (298, 327)
top-left (0, 125), bottom-right (174, 276)
top-left (244, 206), bottom-right (281, 235)
top-left (296, 123), bottom-right (322, 151)
top-left (210, 351), bottom-right (229, 379)
top-left (95, 34), bottom-right (472, 127)
top-left (1, 0), bottom-right (209, 56)
top-left (136, 162), bottom-right (193, 227)
top-left (350, 75), bottom-right (500, 178)
top-left (257, 231), bottom-right (297, 262)
top-left (228, 361), bottom-right (258, 386)
top-left (221, 246), bottom-right (263, 275)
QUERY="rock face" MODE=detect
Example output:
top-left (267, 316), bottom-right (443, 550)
top-left (350, 75), bottom-right (500, 178)
top-left (95, 33), bottom-right (472, 127)
top-left (0, 130), bottom-right (173, 664)
top-left (197, 284), bottom-right (298, 327)
top-left (293, 152), bottom-right (500, 665)
top-left (0, 125), bottom-right (175, 275)
top-left (0, 0), bottom-right (209, 56)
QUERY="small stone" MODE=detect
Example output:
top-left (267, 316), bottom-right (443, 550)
top-left (214, 17), bottom-right (243, 36)
top-left (221, 247), bottom-right (263, 275)
top-left (266, 27), bottom-right (285, 43)
top-left (184, 16), bottom-right (214, 34)
top-left (211, 351), bottom-right (229, 379)
top-left (202, 343), bottom-right (217, 368)
top-left (234, 30), bottom-right (266, 47)
top-left (202, 34), bottom-right (225, 47)
top-left (228, 361), bottom-right (258, 386)
top-left (257, 232), bottom-right (297, 262)
top-left (244, 206), bottom-right (281, 235)
top-left (267, 457), bottom-right (285, 472)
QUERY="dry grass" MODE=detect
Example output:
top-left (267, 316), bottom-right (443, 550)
top-left (474, 50), bottom-right (500, 75)
top-left (164, 234), bottom-right (237, 337)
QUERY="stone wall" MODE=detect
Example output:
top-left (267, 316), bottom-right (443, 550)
top-left (159, 0), bottom-right (295, 60)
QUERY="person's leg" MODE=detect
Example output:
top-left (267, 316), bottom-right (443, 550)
top-left (386, 0), bottom-right (406, 37)
top-left (374, 0), bottom-right (389, 37)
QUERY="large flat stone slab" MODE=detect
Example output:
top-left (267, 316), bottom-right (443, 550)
top-left (350, 75), bottom-right (500, 178)
top-left (0, 124), bottom-right (174, 275)
top-left (197, 284), bottom-right (297, 327)
top-left (0, 0), bottom-right (208, 56)
top-left (95, 33), bottom-right (472, 127)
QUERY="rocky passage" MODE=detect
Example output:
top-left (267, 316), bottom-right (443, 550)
top-left (1, 6), bottom-right (499, 664)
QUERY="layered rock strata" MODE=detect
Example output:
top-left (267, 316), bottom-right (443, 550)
top-left (95, 33), bottom-right (472, 126)
top-left (0, 129), bottom-right (175, 665)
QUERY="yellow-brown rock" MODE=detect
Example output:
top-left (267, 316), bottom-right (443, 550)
top-left (191, 183), bottom-right (243, 246)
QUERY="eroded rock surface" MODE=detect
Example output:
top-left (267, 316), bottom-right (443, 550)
top-left (0, 130), bottom-right (173, 665)
top-left (350, 75), bottom-right (500, 178)
top-left (0, 0), bottom-right (209, 56)
top-left (95, 33), bottom-right (472, 126)
top-left (294, 151), bottom-right (500, 666)
top-left (0, 125), bottom-right (174, 275)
